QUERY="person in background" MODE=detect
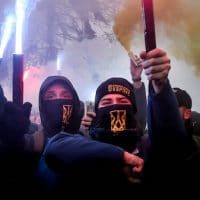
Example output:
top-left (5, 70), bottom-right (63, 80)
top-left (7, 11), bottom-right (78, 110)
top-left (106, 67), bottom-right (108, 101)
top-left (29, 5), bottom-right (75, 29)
top-left (173, 87), bottom-right (200, 146)
top-left (191, 111), bottom-right (200, 136)
top-left (0, 85), bottom-right (37, 196)
top-left (173, 87), bottom-right (200, 196)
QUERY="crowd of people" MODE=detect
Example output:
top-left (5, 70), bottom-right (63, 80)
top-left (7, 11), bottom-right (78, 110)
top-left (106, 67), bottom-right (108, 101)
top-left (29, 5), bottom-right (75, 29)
top-left (0, 48), bottom-right (200, 197)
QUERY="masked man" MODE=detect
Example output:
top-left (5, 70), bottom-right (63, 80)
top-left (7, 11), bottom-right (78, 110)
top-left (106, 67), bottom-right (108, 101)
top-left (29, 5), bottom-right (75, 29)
top-left (26, 76), bottom-right (84, 153)
top-left (89, 77), bottom-right (143, 154)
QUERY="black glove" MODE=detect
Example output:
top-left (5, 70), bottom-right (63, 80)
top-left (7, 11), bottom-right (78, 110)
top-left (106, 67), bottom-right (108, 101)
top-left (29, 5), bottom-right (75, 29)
top-left (0, 101), bottom-right (32, 150)
top-left (22, 102), bottom-right (32, 119)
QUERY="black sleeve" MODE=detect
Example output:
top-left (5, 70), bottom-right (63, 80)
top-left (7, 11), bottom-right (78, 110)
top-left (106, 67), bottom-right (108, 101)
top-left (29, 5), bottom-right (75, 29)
top-left (45, 132), bottom-right (124, 171)
top-left (147, 80), bottom-right (187, 143)
top-left (134, 82), bottom-right (147, 131)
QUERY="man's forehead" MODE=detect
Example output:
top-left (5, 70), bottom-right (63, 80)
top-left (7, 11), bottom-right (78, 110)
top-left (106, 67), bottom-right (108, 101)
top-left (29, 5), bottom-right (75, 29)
top-left (101, 93), bottom-right (128, 100)
top-left (46, 83), bottom-right (70, 92)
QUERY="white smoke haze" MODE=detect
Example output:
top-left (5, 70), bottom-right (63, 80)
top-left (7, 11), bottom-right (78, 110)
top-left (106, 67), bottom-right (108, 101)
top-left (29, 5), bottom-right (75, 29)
top-left (21, 33), bottom-right (200, 113)
top-left (0, 0), bottom-right (200, 114)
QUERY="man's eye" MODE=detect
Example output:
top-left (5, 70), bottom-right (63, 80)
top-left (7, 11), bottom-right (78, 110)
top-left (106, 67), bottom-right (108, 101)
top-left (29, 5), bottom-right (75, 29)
top-left (63, 94), bottom-right (71, 99)
top-left (119, 99), bottom-right (131, 104)
top-left (44, 95), bottom-right (54, 100)
top-left (101, 100), bottom-right (112, 106)
top-left (120, 100), bottom-right (128, 103)
top-left (61, 92), bottom-right (73, 99)
top-left (101, 102), bottom-right (109, 106)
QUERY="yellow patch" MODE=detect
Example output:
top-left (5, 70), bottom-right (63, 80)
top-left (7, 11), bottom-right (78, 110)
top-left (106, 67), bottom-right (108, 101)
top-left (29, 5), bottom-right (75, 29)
top-left (108, 84), bottom-right (130, 96)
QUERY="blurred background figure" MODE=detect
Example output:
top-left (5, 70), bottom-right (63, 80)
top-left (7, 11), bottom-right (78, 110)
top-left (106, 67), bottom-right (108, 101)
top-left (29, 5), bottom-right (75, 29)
top-left (173, 87), bottom-right (200, 141)
top-left (0, 85), bottom-right (37, 196)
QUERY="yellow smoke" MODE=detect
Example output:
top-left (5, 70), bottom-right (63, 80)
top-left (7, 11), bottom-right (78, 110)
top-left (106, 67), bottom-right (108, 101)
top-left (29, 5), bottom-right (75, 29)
top-left (153, 0), bottom-right (200, 72)
top-left (112, 0), bottom-right (140, 52)
top-left (113, 0), bottom-right (200, 73)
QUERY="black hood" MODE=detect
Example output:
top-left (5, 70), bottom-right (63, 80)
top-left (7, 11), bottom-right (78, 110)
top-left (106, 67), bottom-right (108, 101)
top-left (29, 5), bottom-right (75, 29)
top-left (39, 76), bottom-right (82, 136)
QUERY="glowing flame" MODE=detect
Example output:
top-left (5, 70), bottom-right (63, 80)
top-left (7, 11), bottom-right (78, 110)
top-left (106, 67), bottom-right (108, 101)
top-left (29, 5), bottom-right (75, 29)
top-left (0, 15), bottom-right (15, 58)
top-left (57, 55), bottom-right (61, 71)
top-left (15, 0), bottom-right (41, 54)
top-left (15, 0), bottom-right (27, 54)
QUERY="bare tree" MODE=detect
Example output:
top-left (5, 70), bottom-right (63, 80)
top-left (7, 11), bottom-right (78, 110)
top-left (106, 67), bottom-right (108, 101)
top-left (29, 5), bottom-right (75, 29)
top-left (25, 0), bottom-right (121, 66)
top-left (0, 0), bottom-right (121, 80)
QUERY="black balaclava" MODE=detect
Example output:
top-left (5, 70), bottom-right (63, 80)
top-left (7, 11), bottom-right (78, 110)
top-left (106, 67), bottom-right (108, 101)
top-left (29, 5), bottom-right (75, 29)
top-left (90, 77), bottom-right (141, 152)
top-left (39, 76), bottom-right (82, 137)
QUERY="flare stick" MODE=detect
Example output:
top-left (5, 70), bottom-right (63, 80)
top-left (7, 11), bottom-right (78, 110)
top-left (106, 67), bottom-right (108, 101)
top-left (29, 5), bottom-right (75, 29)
top-left (141, 0), bottom-right (156, 52)
top-left (12, 54), bottom-right (24, 105)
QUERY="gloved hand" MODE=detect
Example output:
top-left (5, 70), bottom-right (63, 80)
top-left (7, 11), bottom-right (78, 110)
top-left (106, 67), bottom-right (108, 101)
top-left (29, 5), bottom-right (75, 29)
top-left (0, 101), bottom-right (32, 149)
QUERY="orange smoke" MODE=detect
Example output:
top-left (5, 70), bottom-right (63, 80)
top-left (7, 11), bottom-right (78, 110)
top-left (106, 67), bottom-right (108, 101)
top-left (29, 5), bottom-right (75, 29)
top-left (113, 0), bottom-right (200, 73)
top-left (112, 0), bottom-right (140, 52)
top-left (153, 0), bottom-right (200, 72)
